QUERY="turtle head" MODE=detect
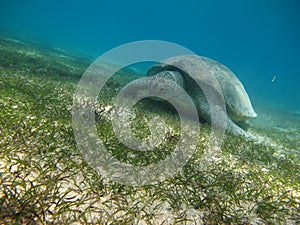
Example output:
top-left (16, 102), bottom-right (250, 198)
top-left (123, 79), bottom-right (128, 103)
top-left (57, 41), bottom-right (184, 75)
top-left (226, 91), bottom-right (257, 122)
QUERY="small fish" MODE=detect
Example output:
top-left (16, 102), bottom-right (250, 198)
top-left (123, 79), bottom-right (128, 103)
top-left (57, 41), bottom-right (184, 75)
top-left (271, 75), bottom-right (277, 83)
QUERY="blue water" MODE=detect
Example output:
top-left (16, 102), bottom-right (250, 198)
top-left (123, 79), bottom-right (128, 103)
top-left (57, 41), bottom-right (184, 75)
top-left (0, 0), bottom-right (299, 112)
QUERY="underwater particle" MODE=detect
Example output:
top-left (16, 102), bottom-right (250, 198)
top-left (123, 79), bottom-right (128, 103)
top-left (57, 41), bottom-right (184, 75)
top-left (271, 75), bottom-right (277, 83)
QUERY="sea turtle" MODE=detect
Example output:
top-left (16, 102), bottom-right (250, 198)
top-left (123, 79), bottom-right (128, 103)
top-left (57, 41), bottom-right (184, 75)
top-left (145, 55), bottom-right (257, 137)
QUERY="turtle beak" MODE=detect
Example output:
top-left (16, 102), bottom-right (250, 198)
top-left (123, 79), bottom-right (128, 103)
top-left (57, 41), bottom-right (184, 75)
top-left (249, 111), bottom-right (257, 118)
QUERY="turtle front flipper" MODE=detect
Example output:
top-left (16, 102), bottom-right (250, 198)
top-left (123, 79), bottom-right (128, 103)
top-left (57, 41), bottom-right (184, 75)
top-left (194, 92), bottom-right (253, 139)
top-left (226, 117), bottom-right (254, 139)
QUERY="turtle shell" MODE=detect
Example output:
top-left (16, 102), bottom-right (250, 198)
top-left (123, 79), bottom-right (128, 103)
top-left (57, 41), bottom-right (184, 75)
top-left (147, 55), bottom-right (257, 122)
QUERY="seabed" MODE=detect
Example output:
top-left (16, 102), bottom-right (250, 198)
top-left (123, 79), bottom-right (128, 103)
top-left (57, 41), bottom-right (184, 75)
top-left (0, 37), bottom-right (299, 224)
